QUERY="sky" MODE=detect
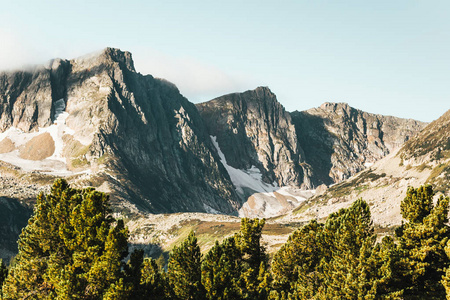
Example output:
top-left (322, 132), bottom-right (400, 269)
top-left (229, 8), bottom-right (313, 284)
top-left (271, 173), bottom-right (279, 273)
top-left (0, 1), bottom-right (449, 122)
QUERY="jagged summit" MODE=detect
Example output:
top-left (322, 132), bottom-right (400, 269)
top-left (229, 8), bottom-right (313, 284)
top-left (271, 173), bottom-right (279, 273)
top-left (70, 47), bottom-right (136, 73)
top-left (0, 47), bottom-right (241, 216)
top-left (291, 102), bottom-right (426, 185)
top-left (197, 86), bottom-right (307, 189)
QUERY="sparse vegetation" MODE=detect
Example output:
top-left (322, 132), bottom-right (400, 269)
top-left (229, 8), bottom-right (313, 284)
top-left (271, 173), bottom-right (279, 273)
top-left (426, 162), bottom-right (450, 194)
top-left (415, 163), bottom-right (432, 172)
top-left (314, 170), bottom-right (387, 201)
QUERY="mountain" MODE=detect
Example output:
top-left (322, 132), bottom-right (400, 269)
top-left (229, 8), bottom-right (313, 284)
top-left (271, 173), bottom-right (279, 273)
top-left (0, 47), bottom-right (430, 261)
top-left (291, 102), bottom-right (426, 186)
top-left (197, 95), bottom-right (425, 217)
top-left (281, 109), bottom-right (450, 227)
top-left (0, 48), bottom-right (241, 215)
top-left (196, 87), bottom-right (312, 194)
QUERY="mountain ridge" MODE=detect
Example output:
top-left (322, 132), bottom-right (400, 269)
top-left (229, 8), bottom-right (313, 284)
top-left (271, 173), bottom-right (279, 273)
top-left (0, 47), bottom-right (433, 261)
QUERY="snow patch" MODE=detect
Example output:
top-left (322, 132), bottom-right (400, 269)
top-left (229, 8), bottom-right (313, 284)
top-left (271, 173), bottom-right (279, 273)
top-left (238, 186), bottom-right (315, 218)
top-left (210, 136), bottom-right (278, 195)
top-left (0, 99), bottom-right (88, 176)
top-left (364, 162), bottom-right (374, 167)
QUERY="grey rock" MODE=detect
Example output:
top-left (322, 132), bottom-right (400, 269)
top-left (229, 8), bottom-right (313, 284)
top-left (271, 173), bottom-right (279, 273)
top-left (291, 102), bottom-right (426, 185)
top-left (197, 87), bottom-right (311, 194)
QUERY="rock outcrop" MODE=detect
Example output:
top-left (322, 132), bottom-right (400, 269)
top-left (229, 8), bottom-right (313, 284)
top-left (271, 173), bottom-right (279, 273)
top-left (280, 109), bottom-right (449, 227)
top-left (0, 48), bottom-right (241, 215)
top-left (291, 102), bottom-right (426, 185)
top-left (197, 87), bottom-right (312, 196)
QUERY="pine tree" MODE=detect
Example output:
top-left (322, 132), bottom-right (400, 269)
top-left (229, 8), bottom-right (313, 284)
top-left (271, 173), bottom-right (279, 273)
top-left (1, 179), bottom-right (131, 299)
top-left (234, 218), bottom-right (269, 299)
top-left (270, 199), bottom-right (397, 300)
top-left (202, 237), bottom-right (241, 300)
top-left (167, 231), bottom-right (206, 300)
top-left (270, 220), bottom-right (323, 299)
top-left (139, 257), bottom-right (167, 299)
top-left (395, 185), bottom-right (450, 299)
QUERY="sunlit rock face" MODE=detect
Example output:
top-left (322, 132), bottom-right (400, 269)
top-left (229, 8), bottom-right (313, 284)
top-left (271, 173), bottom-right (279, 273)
top-left (197, 87), bottom-right (312, 196)
top-left (291, 102), bottom-right (426, 186)
top-left (0, 48), bottom-right (241, 215)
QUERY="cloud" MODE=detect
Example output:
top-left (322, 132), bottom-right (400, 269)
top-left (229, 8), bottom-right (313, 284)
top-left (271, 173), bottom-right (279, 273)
top-left (0, 28), bottom-right (48, 71)
top-left (131, 48), bottom-right (249, 102)
top-left (0, 34), bottom-right (254, 102)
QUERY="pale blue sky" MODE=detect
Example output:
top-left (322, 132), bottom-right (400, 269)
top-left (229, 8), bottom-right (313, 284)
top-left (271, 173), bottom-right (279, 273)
top-left (0, 1), bottom-right (449, 122)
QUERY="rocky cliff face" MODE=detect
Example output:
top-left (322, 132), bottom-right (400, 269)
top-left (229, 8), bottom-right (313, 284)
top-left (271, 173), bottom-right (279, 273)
top-left (281, 109), bottom-right (449, 227)
top-left (197, 87), bottom-right (312, 196)
top-left (0, 48), bottom-right (241, 215)
top-left (291, 102), bottom-right (426, 186)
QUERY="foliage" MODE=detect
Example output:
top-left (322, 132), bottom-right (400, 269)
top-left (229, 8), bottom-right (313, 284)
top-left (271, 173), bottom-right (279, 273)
top-left (202, 237), bottom-right (241, 299)
top-left (271, 199), bottom-right (400, 299)
top-left (167, 230), bottom-right (206, 300)
top-left (1, 179), bottom-right (130, 299)
top-left (395, 185), bottom-right (450, 299)
top-left (0, 259), bottom-right (7, 297)
top-left (3, 180), bottom-right (450, 300)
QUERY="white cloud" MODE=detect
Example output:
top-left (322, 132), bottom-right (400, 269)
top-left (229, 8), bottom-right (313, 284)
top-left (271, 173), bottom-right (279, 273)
top-left (0, 28), bottom-right (49, 71)
top-left (131, 48), bottom-right (250, 102)
top-left (0, 34), bottom-right (255, 102)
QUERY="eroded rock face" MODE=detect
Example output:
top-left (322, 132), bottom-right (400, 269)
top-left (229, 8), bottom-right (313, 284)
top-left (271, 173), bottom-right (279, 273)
top-left (291, 102), bottom-right (426, 185)
top-left (0, 48), bottom-right (241, 214)
top-left (197, 87), bottom-right (311, 192)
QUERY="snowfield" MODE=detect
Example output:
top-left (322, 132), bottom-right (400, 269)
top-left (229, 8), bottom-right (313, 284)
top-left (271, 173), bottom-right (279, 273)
top-left (210, 136), bottom-right (314, 218)
top-left (0, 99), bottom-right (87, 176)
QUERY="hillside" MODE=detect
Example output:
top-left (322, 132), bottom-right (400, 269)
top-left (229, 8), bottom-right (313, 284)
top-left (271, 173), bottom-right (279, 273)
top-left (279, 109), bottom-right (450, 227)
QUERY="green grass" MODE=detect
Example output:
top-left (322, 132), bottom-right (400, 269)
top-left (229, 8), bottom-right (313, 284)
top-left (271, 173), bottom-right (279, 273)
top-left (415, 163), bottom-right (432, 172)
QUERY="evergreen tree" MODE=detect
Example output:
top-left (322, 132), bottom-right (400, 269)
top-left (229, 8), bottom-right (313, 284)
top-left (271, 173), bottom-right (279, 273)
top-left (234, 218), bottom-right (269, 299)
top-left (270, 220), bottom-right (323, 299)
top-left (202, 237), bottom-right (241, 300)
top-left (1, 179), bottom-right (131, 299)
top-left (167, 231), bottom-right (206, 300)
top-left (139, 257), bottom-right (167, 299)
top-left (318, 199), bottom-right (376, 299)
top-left (271, 199), bottom-right (398, 300)
top-left (395, 185), bottom-right (450, 299)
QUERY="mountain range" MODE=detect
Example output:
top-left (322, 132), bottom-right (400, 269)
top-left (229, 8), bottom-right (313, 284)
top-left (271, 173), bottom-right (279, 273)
top-left (0, 48), bottom-right (441, 261)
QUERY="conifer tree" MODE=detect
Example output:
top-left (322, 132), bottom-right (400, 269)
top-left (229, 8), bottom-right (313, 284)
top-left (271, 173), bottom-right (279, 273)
top-left (270, 220), bottom-right (323, 299)
top-left (168, 231), bottom-right (206, 300)
top-left (395, 185), bottom-right (450, 299)
top-left (139, 257), bottom-right (167, 299)
top-left (234, 218), bottom-right (269, 299)
top-left (202, 237), bottom-right (241, 300)
top-left (1, 179), bottom-right (131, 299)
top-left (270, 199), bottom-right (397, 300)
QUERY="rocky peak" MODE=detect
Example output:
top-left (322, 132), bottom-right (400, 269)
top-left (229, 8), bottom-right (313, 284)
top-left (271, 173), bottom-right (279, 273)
top-left (291, 103), bottom-right (426, 185)
top-left (71, 47), bottom-right (135, 73)
top-left (0, 47), bottom-right (242, 215)
top-left (197, 87), bottom-right (310, 196)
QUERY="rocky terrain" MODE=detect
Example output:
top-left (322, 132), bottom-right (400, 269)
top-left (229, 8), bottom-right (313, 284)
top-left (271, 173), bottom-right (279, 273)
top-left (197, 87), bottom-right (311, 193)
top-left (291, 102), bottom-right (426, 186)
top-left (0, 47), bottom-right (435, 262)
top-left (0, 48), bottom-right (242, 217)
top-left (277, 109), bottom-right (450, 228)
top-left (197, 94), bottom-right (425, 217)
